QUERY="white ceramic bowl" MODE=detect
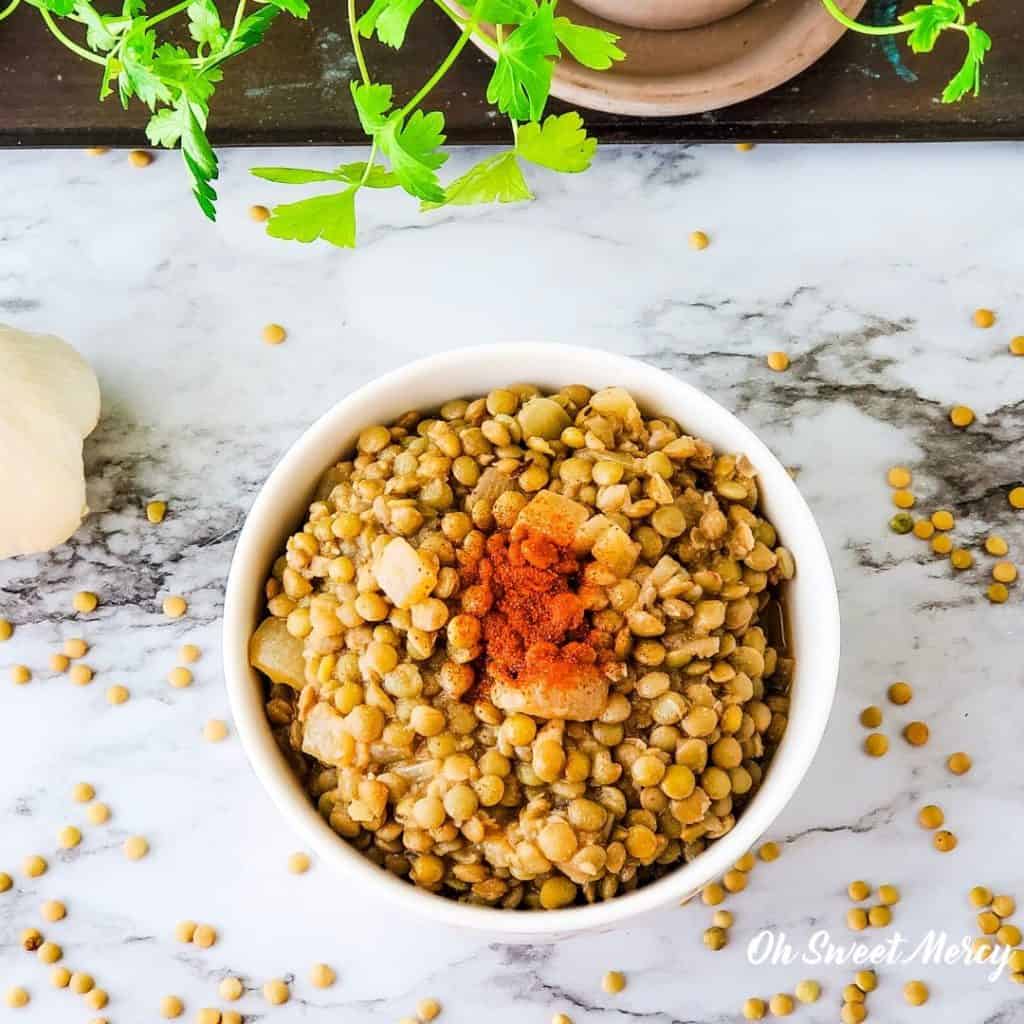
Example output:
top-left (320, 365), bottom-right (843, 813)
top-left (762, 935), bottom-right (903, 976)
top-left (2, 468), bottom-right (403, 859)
top-left (223, 343), bottom-right (840, 938)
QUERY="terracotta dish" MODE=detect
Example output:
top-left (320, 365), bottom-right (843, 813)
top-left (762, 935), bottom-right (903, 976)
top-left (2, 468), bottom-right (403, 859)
top-left (467, 0), bottom-right (867, 117)
top-left (574, 0), bottom-right (755, 31)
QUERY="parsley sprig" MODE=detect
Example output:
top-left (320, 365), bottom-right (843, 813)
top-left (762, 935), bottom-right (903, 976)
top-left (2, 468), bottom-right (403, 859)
top-left (250, 0), bottom-right (625, 247)
top-left (0, 0), bottom-right (308, 219)
top-left (821, 0), bottom-right (991, 103)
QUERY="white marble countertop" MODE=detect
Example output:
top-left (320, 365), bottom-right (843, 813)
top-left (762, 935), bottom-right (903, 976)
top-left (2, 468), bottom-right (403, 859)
top-left (2, 139), bottom-right (1024, 1023)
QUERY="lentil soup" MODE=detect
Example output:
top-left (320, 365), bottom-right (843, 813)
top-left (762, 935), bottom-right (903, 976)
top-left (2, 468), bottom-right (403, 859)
top-left (250, 383), bottom-right (795, 910)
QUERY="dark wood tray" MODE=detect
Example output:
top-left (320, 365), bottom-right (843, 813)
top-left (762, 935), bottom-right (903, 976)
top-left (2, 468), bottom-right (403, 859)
top-left (1, 0), bottom-right (1020, 146)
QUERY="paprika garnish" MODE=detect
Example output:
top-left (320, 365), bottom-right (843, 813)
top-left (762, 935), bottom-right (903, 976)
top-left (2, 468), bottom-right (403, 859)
top-left (461, 526), bottom-right (599, 697)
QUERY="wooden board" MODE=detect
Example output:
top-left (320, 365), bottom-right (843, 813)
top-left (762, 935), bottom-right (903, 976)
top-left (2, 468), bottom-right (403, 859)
top-left (1, 0), bottom-right (1020, 146)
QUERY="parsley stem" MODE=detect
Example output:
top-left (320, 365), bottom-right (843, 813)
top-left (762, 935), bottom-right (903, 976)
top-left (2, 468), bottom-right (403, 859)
top-left (358, 139), bottom-right (379, 185)
top-left (145, 0), bottom-right (191, 29)
top-left (0, 0), bottom-right (21, 22)
top-left (39, 7), bottom-right (106, 64)
top-left (819, 0), bottom-right (911, 35)
top-left (348, 0), bottom-right (371, 85)
top-left (401, 13), bottom-right (476, 116)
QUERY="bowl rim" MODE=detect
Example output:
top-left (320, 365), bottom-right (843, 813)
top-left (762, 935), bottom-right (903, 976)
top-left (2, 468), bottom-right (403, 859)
top-left (223, 342), bottom-right (840, 936)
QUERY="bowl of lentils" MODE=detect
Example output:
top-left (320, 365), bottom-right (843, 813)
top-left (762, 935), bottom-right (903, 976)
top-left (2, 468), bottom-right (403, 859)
top-left (223, 343), bottom-right (840, 936)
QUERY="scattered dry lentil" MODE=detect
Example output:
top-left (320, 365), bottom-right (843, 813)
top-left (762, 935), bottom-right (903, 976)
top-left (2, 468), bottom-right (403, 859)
top-left (22, 855), bottom-right (47, 878)
top-left (87, 802), bottom-right (110, 825)
top-left (1008, 487), bottom-right (1024, 509)
top-left (887, 466), bottom-right (912, 488)
top-left (913, 519), bottom-right (935, 540)
top-left (860, 706), bottom-right (883, 728)
top-left (840, 1004), bottom-right (866, 1024)
top-left (987, 583), bottom-right (1009, 604)
top-left (947, 752), bottom-right (972, 775)
top-left (713, 909), bottom-right (734, 928)
top-left (123, 835), bottom-right (149, 860)
top-left (64, 637), bottom-right (89, 659)
top-left (734, 852), bottom-right (756, 873)
top-left (58, 825), bottom-right (82, 849)
top-left (4, 987), bottom-right (29, 1008)
top-left (219, 977), bottom-right (244, 1001)
top-left (842, 984), bottom-right (865, 1003)
top-left (931, 510), bottom-right (955, 531)
top-left (146, 500), bottom-right (167, 524)
top-left (998, 924), bottom-right (1022, 947)
top-left (723, 869), bottom-right (748, 893)
top-left (973, 308), bottom-right (996, 328)
top-left (0, 872), bottom-right (11, 893)
top-left (0, 619), bottom-right (12, 641)
top-left (73, 782), bottom-right (95, 803)
top-left (288, 851), bottom-right (311, 874)
top-left (50, 653), bottom-right (70, 673)
top-left (69, 663), bottom-right (94, 686)
top-left (932, 534), bottom-right (953, 555)
top-left (993, 561), bottom-right (1018, 583)
top-left (868, 905), bottom-right (892, 927)
top-left (735, 142), bottom-right (755, 152)
top-left (864, 733), bottom-right (889, 757)
top-left (742, 997), bottom-right (767, 1020)
top-left (163, 595), bottom-right (188, 618)
top-left (934, 830), bottom-right (958, 852)
top-left (903, 980), bottom-right (929, 1005)
top-left (847, 907), bottom-right (869, 931)
top-left (50, 966), bottom-right (71, 988)
top-left (193, 923), bottom-right (217, 948)
top-left (263, 979), bottom-right (290, 1005)
top-left (180, 643), bottom-right (201, 663)
top-left (688, 230), bottom-right (709, 250)
top-left (249, 204), bottom-right (270, 222)
top-left (10, 665), bottom-right (31, 685)
top-left (758, 842), bottom-right (781, 862)
top-left (37, 941), bottom-right (62, 964)
top-left (128, 149), bottom-right (154, 167)
top-left (106, 684), bottom-right (130, 705)
top-left (951, 548), bottom-right (973, 570)
top-left (70, 972), bottom-right (95, 995)
top-left (702, 882), bottom-right (726, 906)
top-left (703, 926), bottom-right (728, 950)
top-left (992, 894), bottom-right (1015, 918)
top-left (919, 805), bottom-right (944, 829)
top-left (174, 920), bottom-right (197, 943)
top-left (889, 512), bottom-right (913, 534)
top-left (310, 963), bottom-right (336, 988)
top-left (768, 993), bottom-right (794, 1016)
top-left (767, 351), bottom-right (790, 372)
top-left (222, 1013), bottom-right (242, 1024)
top-left (985, 535), bottom-right (1009, 556)
top-left (950, 405), bottom-right (975, 428)
top-left (85, 988), bottom-right (109, 1010)
top-left (168, 666), bottom-right (193, 688)
top-left (877, 884), bottom-right (900, 906)
top-left (20, 928), bottom-right (42, 951)
top-left (855, 970), bottom-right (877, 992)
top-left (794, 979), bottom-right (820, 1003)
top-left (196, 1010), bottom-right (220, 1024)
top-left (41, 899), bottom-right (66, 922)
top-left (892, 489), bottom-right (916, 509)
top-left (417, 997), bottom-right (441, 1020)
top-left (888, 681), bottom-right (912, 705)
top-left (1011, 336), bottom-right (1024, 355)
top-left (73, 591), bottom-right (99, 613)
top-left (160, 995), bottom-right (184, 1018)
top-left (262, 323), bottom-right (287, 345)
top-left (903, 721), bottom-right (930, 746)
top-left (203, 719), bottom-right (228, 742)
top-left (602, 971), bottom-right (626, 994)
top-left (969, 886), bottom-right (993, 908)
top-left (848, 880), bottom-right (870, 901)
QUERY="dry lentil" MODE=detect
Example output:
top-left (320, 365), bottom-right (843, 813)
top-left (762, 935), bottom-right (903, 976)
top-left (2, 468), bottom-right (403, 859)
top-left (951, 548), bottom-right (973, 570)
top-left (843, 876), bottom-right (868, 901)
top-left (768, 992), bottom-right (794, 1016)
top-left (840, 1004), bottom-right (866, 1024)
top-left (992, 894), bottom-right (1015, 917)
top-left (889, 512), bottom-right (913, 534)
top-left (128, 149), bottom-right (153, 166)
top-left (794, 979), bottom-right (820, 1003)
top-left (85, 988), bottom-right (108, 1010)
top-left (168, 667), bottom-right (193, 688)
top-left (998, 924), bottom-right (1022, 947)
top-left (50, 652), bottom-right (70, 672)
top-left (868, 904), bottom-right (892, 927)
top-left (919, 805), bottom-right (944, 829)
top-left (993, 561), bottom-right (1018, 583)
top-left (723, 869), bottom-right (748, 893)
top-left (552, 1015), bottom-right (573, 1024)
top-left (1010, 487), bottom-right (1024, 509)
top-left (58, 825), bottom-right (82, 849)
top-left (249, 204), bottom-right (270, 222)
top-left (734, 852), bottom-right (756, 872)
top-left (0, 619), bottom-right (11, 641)
top-left (203, 719), bottom-right (228, 742)
top-left (712, 909), bottom-right (734, 928)
top-left (417, 997), bottom-right (442, 1019)
top-left (892, 489), bottom-right (915, 509)
top-left (735, 142), bottom-right (755, 152)
top-left (311, 963), bottom-right (336, 988)
top-left (688, 230), bottom-right (710, 250)
top-left (163, 595), bottom-right (188, 618)
top-left (703, 925), bottom-right (728, 950)
top-left (70, 972), bottom-right (95, 995)
top-left (973, 308), bottom-right (996, 328)
top-left (855, 969), bottom-right (877, 992)
top-left (903, 980), bottom-right (929, 1005)
top-left (985, 536), bottom-right (1009, 556)
top-left (847, 907), bottom-right (869, 931)
top-left (123, 835), bottom-right (149, 860)
top-left (263, 979), bottom-right (289, 1005)
top-left (4, 987), bottom-right (29, 1008)
top-left (37, 941), bottom-right (62, 964)
top-left (931, 534), bottom-right (953, 555)
top-left (947, 751), bottom-right (972, 775)
top-left (160, 995), bottom-right (184, 1018)
top-left (23, 855), bottom-right (47, 878)
top-left (0, 872), bottom-right (10, 893)
top-left (219, 977), bottom-right (244, 1000)
top-left (70, 663), bottom-right (94, 686)
top-left (51, 966), bottom-right (71, 988)
top-left (888, 681), bottom-right (912, 705)
top-left (931, 510), bottom-right (955, 531)
top-left (843, 984), bottom-right (865, 1003)
top-left (987, 583), bottom-right (1009, 604)
top-left (73, 591), bottom-right (99, 613)
top-left (174, 920), bottom-right (197, 943)
top-left (10, 665), bottom-right (31, 685)
top-left (20, 928), bottom-right (42, 951)
top-left (602, 971), bottom-right (626, 994)
top-left (87, 802), bottom-right (110, 825)
top-left (180, 643), bottom-right (201, 662)
top-left (864, 733), bottom-right (888, 757)
top-left (933, 830), bottom-right (958, 852)
top-left (950, 405), bottom-right (975, 427)
top-left (758, 842), bottom-right (781, 862)
top-left (106, 684), bottom-right (130, 705)
top-left (969, 886), bottom-right (993, 908)
top-left (702, 883), bottom-right (726, 906)
top-left (262, 323), bottom-right (287, 345)
top-left (913, 519), bottom-right (935, 540)
top-left (64, 637), bottom-right (89, 658)
top-left (196, 1010), bottom-right (220, 1024)
top-left (73, 781), bottom-right (95, 803)
top-left (146, 500), bottom-right (167, 523)
top-left (877, 884), bottom-right (900, 905)
top-left (859, 706), bottom-right (883, 728)
top-left (1011, 337), bottom-right (1024, 355)
top-left (288, 851), bottom-right (311, 874)
top-left (742, 997), bottom-right (767, 1020)
top-left (41, 899), bottom-right (66, 922)
top-left (887, 466), bottom-right (912, 488)
top-left (766, 351), bottom-right (790, 372)
top-left (903, 721), bottom-right (929, 746)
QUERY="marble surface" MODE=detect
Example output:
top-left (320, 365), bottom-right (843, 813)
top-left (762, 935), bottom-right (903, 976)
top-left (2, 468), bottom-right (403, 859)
top-left (2, 139), bottom-right (1024, 1023)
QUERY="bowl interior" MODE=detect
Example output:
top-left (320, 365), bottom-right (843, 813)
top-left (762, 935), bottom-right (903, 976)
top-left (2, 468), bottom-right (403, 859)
top-left (223, 343), bottom-right (840, 937)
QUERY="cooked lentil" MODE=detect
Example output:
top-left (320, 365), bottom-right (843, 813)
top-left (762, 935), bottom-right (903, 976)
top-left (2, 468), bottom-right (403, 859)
top-left (252, 385), bottom-right (796, 909)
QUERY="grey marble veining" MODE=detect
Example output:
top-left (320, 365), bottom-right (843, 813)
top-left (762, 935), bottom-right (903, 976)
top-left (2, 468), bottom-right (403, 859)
top-left (2, 140), bottom-right (1024, 1022)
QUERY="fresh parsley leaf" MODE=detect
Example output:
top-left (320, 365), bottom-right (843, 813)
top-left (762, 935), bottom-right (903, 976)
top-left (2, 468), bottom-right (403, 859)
top-left (486, 0), bottom-right (559, 122)
top-left (266, 188), bottom-right (358, 247)
top-left (941, 23), bottom-right (991, 102)
top-left (261, 0), bottom-right (309, 17)
top-left (377, 109), bottom-right (448, 202)
top-left (118, 24), bottom-right (172, 109)
top-left (180, 99), bottom-right (219, 219)
top-left (251, 162), bottom-right (397, 187)
top-left (469, 0), bottom-right (537, 24)
top-left (121, 0), bottom-right (145, 16)
top-left (516, 111), bottom-right (596, 172)
top-left (898, 1), bottom-right (960, 52)
top-left (357, 0), bottom-right (424, 47)
top-left (187, 0), bottom-right (227, 48)
top-left (552, 16), bottom-right (623, 69)
top-left (350, 81), bottom-right (394, 133)
top-left (422, 151), bottom-right (532, 210)
top-left (145, 105), bottom-right (185, 147)
top-left (36, 0), bottom-right (77, 15)
top-left (73, 2), bottom-right (119, 51)
top-left (227, 4), bottom-right (280, 55)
